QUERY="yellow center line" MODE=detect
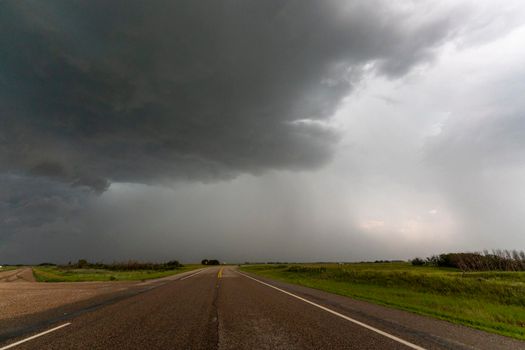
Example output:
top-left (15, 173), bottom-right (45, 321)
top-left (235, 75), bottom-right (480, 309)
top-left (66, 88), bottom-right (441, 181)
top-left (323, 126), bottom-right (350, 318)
top-left (218, 267), bottom-right (224, 278)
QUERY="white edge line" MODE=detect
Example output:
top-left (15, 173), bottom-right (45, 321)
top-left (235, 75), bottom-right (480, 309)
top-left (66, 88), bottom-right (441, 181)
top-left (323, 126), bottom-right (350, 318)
top-left (179, 269), bottom-right (205, 280)
top-left (0, 323), bottom-right (71, 350)
top-left (238, 272), bottom-right (426, 350)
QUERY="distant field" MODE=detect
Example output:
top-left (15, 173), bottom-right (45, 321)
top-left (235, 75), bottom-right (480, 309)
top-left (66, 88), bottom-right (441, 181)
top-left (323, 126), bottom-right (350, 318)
top-left (0, 266), bottom-right (19, 272)
top-left (33, 265), bottom-right (201, 282)
top-left (241, 263), bottom-right (525, 340)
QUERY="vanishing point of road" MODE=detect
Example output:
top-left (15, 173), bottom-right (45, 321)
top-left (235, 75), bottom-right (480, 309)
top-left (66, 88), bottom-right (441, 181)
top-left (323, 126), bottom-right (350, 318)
top-left (0, 266), bottom-right (523, 350)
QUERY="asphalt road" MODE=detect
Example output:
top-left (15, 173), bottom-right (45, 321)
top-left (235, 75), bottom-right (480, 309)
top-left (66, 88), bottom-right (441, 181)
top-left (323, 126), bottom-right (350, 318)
top-left (0, 266), bottom-right (523, 350)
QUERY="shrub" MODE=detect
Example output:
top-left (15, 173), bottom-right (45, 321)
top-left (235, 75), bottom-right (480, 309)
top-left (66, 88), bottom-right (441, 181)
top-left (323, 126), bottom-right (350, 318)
top-left (287, 266), bottom-right (326, 273)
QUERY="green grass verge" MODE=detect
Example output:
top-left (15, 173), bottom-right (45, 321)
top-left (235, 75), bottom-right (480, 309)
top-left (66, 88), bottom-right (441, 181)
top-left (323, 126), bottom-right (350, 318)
top-left (0, 266), bottom-right (20, 272)
top-left (241, 263), bottom-right (525, 340)
top-left (33, 265), bottom-right (202, 282)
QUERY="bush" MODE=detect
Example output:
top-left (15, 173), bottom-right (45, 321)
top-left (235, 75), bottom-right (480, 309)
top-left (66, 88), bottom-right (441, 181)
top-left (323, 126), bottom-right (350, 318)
top-left (287, 266), bottom-right (326, 273)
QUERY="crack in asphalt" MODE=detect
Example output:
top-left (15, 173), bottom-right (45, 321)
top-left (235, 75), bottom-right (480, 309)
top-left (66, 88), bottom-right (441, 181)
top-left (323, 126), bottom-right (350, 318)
top-left (210, 272), bottom-right (222, 350)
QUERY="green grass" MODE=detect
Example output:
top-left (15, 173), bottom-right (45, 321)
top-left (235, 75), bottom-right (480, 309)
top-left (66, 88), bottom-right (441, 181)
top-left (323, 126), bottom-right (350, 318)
top-left (241, 263), bottom-right (525, 340)
top-left (33, 265), bottom-right (202, 282)
top-left (0, 266), bottom-right (20, 272)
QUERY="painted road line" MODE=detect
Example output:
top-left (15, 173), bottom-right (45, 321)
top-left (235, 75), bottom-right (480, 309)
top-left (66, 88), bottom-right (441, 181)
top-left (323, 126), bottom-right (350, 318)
top-left (179, 269), bottom-right (205, 281)
top-left (218, 267), bottom-right (224, 278)
top-left (238, 272), bottom-right (426, 350)
top-left (0, 323), bottom-right (71, 350)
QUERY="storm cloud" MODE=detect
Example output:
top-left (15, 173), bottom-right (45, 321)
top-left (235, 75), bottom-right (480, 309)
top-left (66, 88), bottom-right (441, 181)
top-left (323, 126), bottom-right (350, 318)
top-left (1, 1), bottom-right (524, 263)
top-left (0, 0), bottom-right (463, 188)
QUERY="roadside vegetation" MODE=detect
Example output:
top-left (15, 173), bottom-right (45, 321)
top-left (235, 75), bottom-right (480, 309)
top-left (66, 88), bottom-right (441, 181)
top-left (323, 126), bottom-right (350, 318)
top-left (241, 259), bottom-right (525, 340)
top-left (33, 259), bottom-right (200, 282)
top-left (411, 250), bottom-right (525, 271)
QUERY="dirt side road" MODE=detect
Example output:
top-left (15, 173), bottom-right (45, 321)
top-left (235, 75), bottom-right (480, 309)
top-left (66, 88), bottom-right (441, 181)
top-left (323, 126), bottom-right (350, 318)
top-left (0, 268), bottom-right (35, 283)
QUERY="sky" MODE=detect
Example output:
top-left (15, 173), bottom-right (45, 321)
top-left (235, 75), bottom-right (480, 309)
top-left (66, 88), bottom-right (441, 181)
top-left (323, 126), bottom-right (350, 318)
top-left (1, 0), bottom-right (525, 263)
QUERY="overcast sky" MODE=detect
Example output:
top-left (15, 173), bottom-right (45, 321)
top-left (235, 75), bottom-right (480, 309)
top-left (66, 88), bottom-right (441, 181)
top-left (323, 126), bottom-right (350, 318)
top-left (1, 0), bottom-right (525, 264)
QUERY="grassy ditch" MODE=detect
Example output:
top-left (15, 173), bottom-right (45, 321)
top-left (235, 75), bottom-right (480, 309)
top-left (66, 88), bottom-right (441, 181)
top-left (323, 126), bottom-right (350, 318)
top-left (33, 264), bottom-right (201, 282)
top-left (241, 263), bottom-right (525, 340)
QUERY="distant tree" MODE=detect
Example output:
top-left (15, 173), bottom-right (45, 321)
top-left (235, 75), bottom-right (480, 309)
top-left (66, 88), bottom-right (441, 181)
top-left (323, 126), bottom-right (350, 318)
top-left (201, 259), bottom-right (209, 265)
top-left (166, 260), bottom-right (182, 268)
top-left (208, 259), bottom-right (220, 265)
top-left (411, 258), bottom-right (425, 266)
top-left (77, 259), bottom-right (88, 268)
top-left (437, 253), bottom-right (454, 267)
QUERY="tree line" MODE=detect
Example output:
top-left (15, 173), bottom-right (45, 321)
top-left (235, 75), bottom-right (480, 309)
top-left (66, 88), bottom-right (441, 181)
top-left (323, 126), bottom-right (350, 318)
top-left (201, 259), bottom-right (220, 265)
top-left (62, 259), bottom-right (184, 270)
top-left (411, 250), bottom-right (525, 271)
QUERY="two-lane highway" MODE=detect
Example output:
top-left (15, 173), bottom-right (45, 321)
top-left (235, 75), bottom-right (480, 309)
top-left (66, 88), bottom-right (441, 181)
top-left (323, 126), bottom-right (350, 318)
top-left (1, 266), bottom-right (524, 349)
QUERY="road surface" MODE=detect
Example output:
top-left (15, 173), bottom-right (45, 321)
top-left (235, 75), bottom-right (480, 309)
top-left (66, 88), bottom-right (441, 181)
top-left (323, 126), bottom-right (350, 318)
top-left (0, 266), bottom-right (523, 349)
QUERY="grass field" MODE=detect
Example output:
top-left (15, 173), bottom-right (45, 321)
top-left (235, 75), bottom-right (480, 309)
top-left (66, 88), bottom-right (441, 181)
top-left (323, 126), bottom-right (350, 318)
top-left (241, 263), bottom-right (525, 340)
top-left (0, 266), bottom-right (19, 271)
top-left (33, 265), bottom-right (201, 282)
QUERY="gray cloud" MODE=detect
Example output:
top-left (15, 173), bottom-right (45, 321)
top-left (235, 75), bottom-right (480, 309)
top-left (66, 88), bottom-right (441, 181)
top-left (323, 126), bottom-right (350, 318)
top-left (0, 175), bottom-right (88, 246)
top-left (426, 113), bottom-right (525, 171)
top-left (0, 0), bottom-right (462, 190)
top-left (422, 110), bottom-right (525, 247)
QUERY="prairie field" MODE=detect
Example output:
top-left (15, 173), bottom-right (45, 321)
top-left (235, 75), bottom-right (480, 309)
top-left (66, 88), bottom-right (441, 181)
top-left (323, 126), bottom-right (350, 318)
top-left (32, 265), bottom-right (201, 282)
top-left (241, 262), bottom-right (525, 340)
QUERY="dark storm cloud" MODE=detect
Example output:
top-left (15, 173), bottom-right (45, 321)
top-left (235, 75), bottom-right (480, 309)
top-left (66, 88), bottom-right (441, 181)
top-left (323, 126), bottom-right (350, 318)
top-left (0, 0), bottom-right (462, 189)
top-left (0, 175), bottom-right (86, 234)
